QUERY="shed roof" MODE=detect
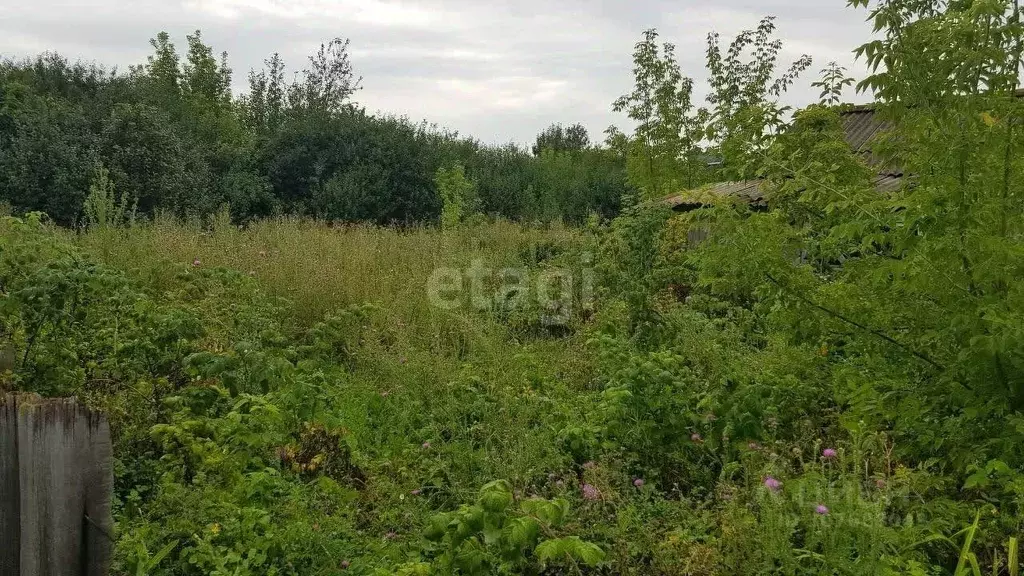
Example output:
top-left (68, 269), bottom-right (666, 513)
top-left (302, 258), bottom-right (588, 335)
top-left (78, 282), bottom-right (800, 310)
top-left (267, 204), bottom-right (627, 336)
top-left (668, 91), bottom-right (1024, 210)
top-left (665, 103), bottom-right (896, 210)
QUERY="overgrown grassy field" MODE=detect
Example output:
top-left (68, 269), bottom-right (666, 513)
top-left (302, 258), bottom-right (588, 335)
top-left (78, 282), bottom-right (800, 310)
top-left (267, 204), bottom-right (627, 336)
top-left (5, 187), bottom-right (1024, 575)
top-left (4, 214), bottom-right (618, 573)
top-left (5, 177), bottom-right (1024, 573)
top-left (4, 1), bottom-right (1024, 573)
top-left (76, 212), bottom-right (583, 333)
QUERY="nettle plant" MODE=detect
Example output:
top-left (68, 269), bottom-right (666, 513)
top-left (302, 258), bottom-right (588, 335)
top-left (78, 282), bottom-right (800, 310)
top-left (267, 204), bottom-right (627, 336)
top-left (392, 480), bottom-right (604, 575)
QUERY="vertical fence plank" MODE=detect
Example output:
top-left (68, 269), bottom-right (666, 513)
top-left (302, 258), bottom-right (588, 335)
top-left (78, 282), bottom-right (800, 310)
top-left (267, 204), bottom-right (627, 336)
top-left (0, 393), bottom-right (113, 576)
top-left (0, 397), bottom-right (21, 575)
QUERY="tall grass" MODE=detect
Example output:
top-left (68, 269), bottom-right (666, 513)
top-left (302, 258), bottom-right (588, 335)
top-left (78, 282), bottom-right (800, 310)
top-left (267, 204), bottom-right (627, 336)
top-left (77, 212), bottom-right (579, 332)
top-left (73, 214), bottom-right (596, 484)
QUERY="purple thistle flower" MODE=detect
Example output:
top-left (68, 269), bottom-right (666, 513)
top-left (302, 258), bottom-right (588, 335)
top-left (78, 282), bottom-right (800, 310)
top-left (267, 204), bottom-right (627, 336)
top-left (581, 483), bottom-right (600, 501)
top-left (764, 476), bottom-right (782, 492)
top-left (822, 448), bottom-right (838, 459)
top-left (633, 478), bottom-right (645, 488)
top-left (816, 504), bottom-right (830, 515)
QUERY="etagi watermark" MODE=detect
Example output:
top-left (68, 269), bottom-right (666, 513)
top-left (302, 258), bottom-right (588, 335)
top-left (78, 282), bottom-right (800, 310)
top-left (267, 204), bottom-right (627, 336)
top-left (426, 254), bottom-right (595, 326)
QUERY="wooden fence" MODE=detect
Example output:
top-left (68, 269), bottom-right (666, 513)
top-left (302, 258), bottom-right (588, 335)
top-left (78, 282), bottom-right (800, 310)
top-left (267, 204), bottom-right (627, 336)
top-left (1, 393), bottom-right (113, 576)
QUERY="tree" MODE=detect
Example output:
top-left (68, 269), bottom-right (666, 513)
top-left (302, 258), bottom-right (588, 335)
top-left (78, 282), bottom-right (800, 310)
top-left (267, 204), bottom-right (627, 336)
top-left (0, 31), bottom-right (629, 227)
top-left (602, 126), bottom-right (630, 158)
top-left (532, 123), bottom-right (589, 156)
top-left (98, 102), bottom-right (211, 216)
top-left (811, 61), bottom-right (855, 105)
top-left (140, 32), bottom-right (182, 108)
top-left (182, 30), bottom-right (232, 110)
top-left (0, 75), bottom-right (98, 225)
top-left (241, 53), bottom-right (287, 135)
top-left (852, 0), bottom-right (1023, 102)
top-left (83, 163), bottom-right (136, 229)
top-left (435, 163), bottom-right (477, 229)
top-left (704, 16), bottom-right (812, 180)
top-left (289, 38), bottom-right (361, 115)
top-left (613, 29), bottom-right (707, 197)
top-left (263, 109), bottom-right (440, 223)
top-left (683, 0), bottom-right (1024, 478)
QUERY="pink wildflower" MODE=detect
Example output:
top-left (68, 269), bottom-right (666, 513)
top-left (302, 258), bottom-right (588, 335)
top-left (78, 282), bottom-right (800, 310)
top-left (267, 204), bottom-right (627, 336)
top-left (822, 448), bottom-right (838, 459)
top-left (581, 483), bottom-right (600, 501)
top-left (192, 258), bottom-right (201, 267)
top-left (764, 476), bottom-right (782, 492)
top-left (411, 489), bottom-right (422, 496)
top-left (815, 504), bottom-right (830, 515)
top-left (633, 478), bottom-right (645, 488)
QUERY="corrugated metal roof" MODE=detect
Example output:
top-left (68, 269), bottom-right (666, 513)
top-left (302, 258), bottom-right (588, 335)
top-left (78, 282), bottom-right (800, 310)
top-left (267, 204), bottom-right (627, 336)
top-left (872, 173), bottom-right (904, 194)
top-left (841, 105), bottom-right (905, 177)
top-left (841, 105), bottom-right (890, 154)
top-left (663, 180), bottom-right (765, 209)
top-left (666, 92), bottom-right (1024, 209)
top-left (666, 104), bottom-right (902, 210)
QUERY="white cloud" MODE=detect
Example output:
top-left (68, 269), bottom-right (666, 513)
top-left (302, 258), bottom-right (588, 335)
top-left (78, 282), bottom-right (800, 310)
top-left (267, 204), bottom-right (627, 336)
top-left (1, 0), bottom-right (878, 144)
top-left (438, 76), bottom-right (570, 110)
top-left (349, 45), bottom-right (504, 63)
top-left (184, 0), bottom-right (442, 28)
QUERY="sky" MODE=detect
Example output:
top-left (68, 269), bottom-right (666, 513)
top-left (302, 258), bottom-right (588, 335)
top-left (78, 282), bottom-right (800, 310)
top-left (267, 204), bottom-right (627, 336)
top-left (0, 0), bottom-right (877, 146)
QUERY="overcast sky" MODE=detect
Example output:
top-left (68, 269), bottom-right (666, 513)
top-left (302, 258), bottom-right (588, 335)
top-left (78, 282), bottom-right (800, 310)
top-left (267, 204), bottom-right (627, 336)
top-left (0, 0), bottom-right (876, 146)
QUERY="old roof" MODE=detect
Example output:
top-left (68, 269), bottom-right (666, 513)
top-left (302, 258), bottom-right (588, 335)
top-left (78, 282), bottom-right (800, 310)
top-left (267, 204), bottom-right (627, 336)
top-left (663, 180), bottom-right (766, 210)
top-left (666, 103), bottom-right (897, 210)
top-left (669, 90), bottom-right (1024, 210)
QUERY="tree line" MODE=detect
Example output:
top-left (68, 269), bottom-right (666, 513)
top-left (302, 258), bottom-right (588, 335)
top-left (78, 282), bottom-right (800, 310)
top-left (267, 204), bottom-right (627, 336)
top-left (0, 32), bottom-right (628, 227)
top-left (0, 18), bottom-right (870, 229)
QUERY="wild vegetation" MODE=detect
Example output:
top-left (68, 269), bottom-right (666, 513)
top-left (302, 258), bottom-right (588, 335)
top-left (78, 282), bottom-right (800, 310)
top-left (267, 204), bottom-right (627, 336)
top-left (0, 34), bottom-right (627, 227)
top-left (3, 0), bottom-right (1024, 574)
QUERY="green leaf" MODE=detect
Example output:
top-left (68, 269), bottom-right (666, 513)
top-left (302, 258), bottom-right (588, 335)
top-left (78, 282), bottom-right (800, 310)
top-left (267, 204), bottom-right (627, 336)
top-left (502, 517), bottom-right (540, 548)
top-left (536, 536), bottom-right (605, 567)
top-left (478, 480), bottom-right (513, 513)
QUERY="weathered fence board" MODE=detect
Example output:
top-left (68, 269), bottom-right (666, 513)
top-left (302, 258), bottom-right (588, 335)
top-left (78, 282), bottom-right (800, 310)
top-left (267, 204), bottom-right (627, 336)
top-left (0, 393), bottom-right (113, 576)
